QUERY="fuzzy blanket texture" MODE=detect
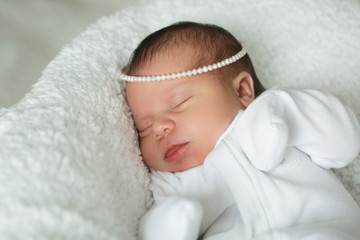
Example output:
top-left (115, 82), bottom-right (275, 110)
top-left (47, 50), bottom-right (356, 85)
top-left (1, 0), bottom-right (360, 239)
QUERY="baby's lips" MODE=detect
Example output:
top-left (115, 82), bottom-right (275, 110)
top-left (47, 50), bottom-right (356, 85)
top-left (164, 142), bottom-right (189, 163)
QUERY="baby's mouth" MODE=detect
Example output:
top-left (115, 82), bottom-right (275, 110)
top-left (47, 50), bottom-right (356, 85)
top-left (164, 142), bottom-right (189, 163)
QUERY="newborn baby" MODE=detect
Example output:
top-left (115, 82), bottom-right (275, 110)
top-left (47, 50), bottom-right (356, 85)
top-left (121, 21), bottom-right (360, 239)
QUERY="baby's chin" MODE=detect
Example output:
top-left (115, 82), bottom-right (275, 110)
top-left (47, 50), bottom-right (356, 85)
top-left (164, 157), bottom-right (206, 173)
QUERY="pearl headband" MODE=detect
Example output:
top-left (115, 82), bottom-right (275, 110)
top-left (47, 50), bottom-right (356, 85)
top-left (119, 46), bottom-right (247, 82)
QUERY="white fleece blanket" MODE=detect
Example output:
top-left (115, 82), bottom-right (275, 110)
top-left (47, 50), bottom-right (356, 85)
top-left (0, 0), bottom-right (360, 239)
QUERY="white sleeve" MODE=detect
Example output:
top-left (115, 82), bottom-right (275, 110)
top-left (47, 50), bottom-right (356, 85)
top-left (138, 171), bottom-right (203, 240)
top-left (238, 88), bottom-right (360, 171)
top-left (149, 170), bottom-right (181, 203)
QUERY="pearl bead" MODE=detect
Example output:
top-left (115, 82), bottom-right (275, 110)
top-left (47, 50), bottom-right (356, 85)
top-left (119, 46), bottom-right (247, 82)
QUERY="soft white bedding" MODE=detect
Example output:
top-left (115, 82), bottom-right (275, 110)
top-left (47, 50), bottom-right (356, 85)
top-left (0, 0), bottom-right (359, 239)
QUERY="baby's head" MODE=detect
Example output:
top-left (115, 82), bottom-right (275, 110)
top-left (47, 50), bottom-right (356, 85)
top-left (124, 21), bottom-right (265, 172)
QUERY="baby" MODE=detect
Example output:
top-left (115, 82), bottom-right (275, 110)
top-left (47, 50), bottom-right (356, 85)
top-left (121, 22), bottom-right (360, 239)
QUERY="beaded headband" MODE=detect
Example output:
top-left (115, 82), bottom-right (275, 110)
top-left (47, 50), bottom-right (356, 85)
top-left (119, 46), bottom-right (247, 82)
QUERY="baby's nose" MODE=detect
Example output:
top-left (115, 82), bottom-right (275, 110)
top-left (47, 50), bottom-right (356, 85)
top-left (153, 117), bottom-right (176, 140)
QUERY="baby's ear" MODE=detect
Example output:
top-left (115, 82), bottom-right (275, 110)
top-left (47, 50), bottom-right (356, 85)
top-left (232, 71), bottom-right (255, 108)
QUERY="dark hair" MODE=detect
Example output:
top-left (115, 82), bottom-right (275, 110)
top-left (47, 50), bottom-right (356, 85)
top-left (125, 21), bottom-right (265, 96)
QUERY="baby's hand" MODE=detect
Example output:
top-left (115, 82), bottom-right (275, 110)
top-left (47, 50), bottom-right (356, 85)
top-left (138, 197), bottom-right (203, 240)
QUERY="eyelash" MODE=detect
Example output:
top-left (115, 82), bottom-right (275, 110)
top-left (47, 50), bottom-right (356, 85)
top-left (138, 126), bottom-right (152, 138)
top-left (170, 96), bottom-right (191, 111)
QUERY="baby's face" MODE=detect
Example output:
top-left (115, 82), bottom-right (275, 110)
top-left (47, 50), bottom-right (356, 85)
top-left (126, 52), bottom-right (245, 172)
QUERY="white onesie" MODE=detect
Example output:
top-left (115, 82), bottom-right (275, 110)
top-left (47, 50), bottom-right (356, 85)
top-left (139, 88), bottom-right (360, 240)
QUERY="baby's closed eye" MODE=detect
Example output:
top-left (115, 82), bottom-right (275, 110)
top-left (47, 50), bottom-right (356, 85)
top-left (137, 120), bottom-right (153, 138)
top-left (139, 127), bottom-right (152, 138)
top-left (169, 96), bottom-right (192, 112)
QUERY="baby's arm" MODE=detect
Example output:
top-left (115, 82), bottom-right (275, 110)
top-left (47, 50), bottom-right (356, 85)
top-left (238, 88), bottom-right (360, 171)
top-left (138, 171), bottom-right (203, 240)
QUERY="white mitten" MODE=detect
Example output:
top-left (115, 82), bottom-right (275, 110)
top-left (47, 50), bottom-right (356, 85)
top-left (138, 197), bottom-right (203, 240)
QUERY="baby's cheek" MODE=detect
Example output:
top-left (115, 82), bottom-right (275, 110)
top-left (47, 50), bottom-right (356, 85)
top-left (140, 142), bottom-right (157, 166)
top-left (190, 119), bottom-right (220, 146)
top-left (189, 146), bottom-right (209, 166)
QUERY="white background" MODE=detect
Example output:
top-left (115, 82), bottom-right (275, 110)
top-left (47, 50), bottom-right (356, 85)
top-left (0, 0), bottom-right (137, 108)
